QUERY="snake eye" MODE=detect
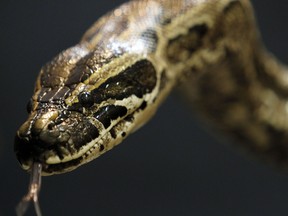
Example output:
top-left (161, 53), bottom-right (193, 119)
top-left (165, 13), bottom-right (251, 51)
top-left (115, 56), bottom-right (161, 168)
top-left (78, 92), bottom-right (94, 108)
top-left (26, 99), bottom-right (33, 113)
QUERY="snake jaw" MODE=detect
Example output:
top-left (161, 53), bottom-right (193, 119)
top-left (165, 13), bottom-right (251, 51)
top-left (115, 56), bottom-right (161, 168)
top-left (14, 102), bottom-right (133, 175)
top-left (15, 96), bottom-right (157, 175)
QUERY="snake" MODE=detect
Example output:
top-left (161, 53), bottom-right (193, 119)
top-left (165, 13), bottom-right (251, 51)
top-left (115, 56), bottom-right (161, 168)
top-left (14, 0), bottom-right (288, 176)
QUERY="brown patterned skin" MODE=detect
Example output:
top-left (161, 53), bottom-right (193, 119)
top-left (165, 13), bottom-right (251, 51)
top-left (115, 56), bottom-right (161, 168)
top-left (14, 0), bottom-right (288, 175)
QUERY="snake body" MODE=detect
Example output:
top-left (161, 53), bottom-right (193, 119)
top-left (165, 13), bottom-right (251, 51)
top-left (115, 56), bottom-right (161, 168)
top-left (14, 0), bottom-right (288, 175)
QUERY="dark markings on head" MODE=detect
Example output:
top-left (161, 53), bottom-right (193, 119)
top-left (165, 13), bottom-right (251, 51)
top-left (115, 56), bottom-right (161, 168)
top-left (91, 59), bottom-right (157, 103)
top-left (140, 28), bottom-right (159, 52)
top-left (166, 24), bottom-right (208, 63)
top-left (110, 127), bottom-right (117, 139)
top-left (94, 105), bottom-right (128, 129)
top-left (37, 87), bottom-right (71, 103)
top-left (72, 119), bottom-right (100, 150)
top-left (66, 47), bottom-right (122, 86)
top-left (124, 114), bottom-right (134, 123)
top-left (54, 146), bottom-right (65, 160)
top-left (65, 53), bottom-right (94, 86)
top-left (99, 144), bottom-right (105, 152)
top-left (139, 101), bottom-right (147, 110)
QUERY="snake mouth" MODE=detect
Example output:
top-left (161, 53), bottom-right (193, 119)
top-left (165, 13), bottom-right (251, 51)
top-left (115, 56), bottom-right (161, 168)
top-left (15, 132), bottom-right (108, 175)
top-left (15, 132), bottom-right (110, 176)
top-left (28, 114), bottom-right (133, 175)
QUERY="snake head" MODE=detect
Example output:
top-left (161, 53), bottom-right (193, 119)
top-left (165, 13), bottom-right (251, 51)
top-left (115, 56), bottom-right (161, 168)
top-left (14, 47), bottom-right (159, 175)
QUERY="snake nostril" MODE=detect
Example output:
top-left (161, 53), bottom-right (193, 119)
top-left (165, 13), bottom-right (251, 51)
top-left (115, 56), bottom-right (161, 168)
top-left (47, 122), bottom-right (55, 130)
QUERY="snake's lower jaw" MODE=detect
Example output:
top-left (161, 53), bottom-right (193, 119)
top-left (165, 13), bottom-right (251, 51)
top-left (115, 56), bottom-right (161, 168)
top-left (14, 132), bottom-right (74, 175)
top-left (14, 121), bottom-right (65, 173)
top-left (14, 118), bottom-right (106, 175)
top-left (14, 133), bottom-right (69, 174)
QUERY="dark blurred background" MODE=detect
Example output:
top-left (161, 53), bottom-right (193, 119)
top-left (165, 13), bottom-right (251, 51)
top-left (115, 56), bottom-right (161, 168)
top-left (1, 1), bottom-right (288, 215)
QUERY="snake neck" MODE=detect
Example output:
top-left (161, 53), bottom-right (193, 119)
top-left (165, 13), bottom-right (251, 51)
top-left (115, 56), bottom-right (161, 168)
top-left (177, 1), bottom-right (288, 165)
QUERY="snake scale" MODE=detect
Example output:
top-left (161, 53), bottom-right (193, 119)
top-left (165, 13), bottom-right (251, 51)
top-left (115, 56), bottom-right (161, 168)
top-left (14, 0), bottom-right (288, 177)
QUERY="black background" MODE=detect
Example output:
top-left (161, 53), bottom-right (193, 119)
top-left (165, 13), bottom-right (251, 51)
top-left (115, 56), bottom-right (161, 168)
top-left (1, 1), bottom-right (288, 215)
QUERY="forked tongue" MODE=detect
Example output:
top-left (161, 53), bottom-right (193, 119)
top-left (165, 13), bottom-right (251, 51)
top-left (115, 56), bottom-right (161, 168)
top-left (16, 162), bottom-right (43, 216)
